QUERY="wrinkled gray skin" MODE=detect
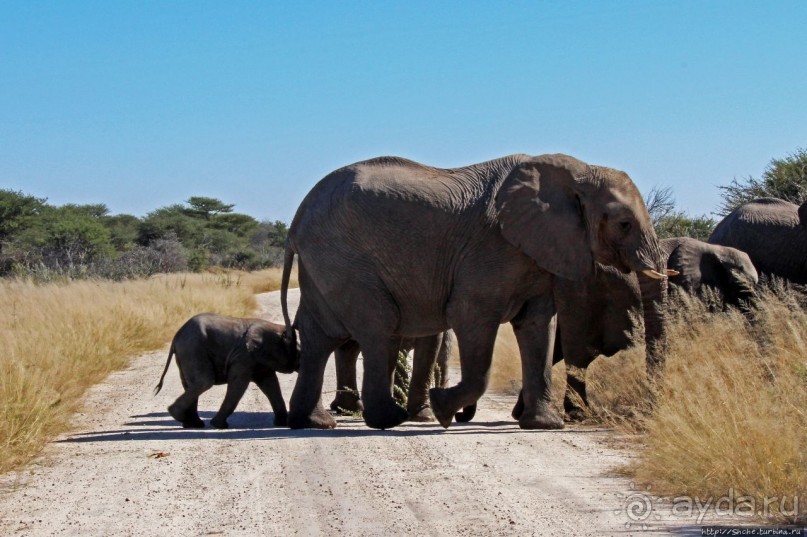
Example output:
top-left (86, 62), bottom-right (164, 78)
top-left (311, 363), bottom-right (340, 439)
top-left (665, 237), bottom-right (759, 311)
top-left (154, 313), bottom-right (299, 429)
top-left (280, 153), bottom-right (664, 431)
top-left (330, 331), bottom-right (453, 422)
top-left (510, 236), bottom-right (758, 421)
top-left (709, 197), bottom-right (807, 284)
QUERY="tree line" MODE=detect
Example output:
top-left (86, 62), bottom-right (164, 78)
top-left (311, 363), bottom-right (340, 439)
top-left (644, 147), bottom-right (807, 241)
top-left (0, 194), bottom-right (288, 280)
top-left (2, 147), bottom-right (804, 281)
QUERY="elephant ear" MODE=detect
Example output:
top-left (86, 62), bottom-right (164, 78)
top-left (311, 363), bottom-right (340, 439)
top-left (799, 200), bottom-right (807, 228)
top-left (667, 240), bottom-right (698, 283)
top-left (244, 324), bottom-right (263, 354)
top-left (495, 154), bottom-right (592, 280)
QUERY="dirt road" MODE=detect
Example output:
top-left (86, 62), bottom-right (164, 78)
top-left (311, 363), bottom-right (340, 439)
top-left (0, 290), bottom-right (696, 536)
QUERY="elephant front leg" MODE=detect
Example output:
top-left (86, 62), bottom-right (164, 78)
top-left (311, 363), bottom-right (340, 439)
top-left (563, 365), bottom-right (588, 421)
top-left (511, 295), bottom-right (564, 430)
top-left (211, 374), bottom-right (251, 429)
top-left (330, 341), bottom-right (363, 414)
top-left (429, 321), bottom-right (499, 429)
top-left (255, 371), bottom-right (288, 427)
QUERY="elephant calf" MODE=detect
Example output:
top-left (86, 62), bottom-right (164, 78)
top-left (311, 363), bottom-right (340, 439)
top-left (154, 313), bottom-right (299, 429)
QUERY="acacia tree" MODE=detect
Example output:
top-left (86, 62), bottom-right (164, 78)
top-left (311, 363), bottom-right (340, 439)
top-left (183, 197), bottom-right (235, 220)
top-left (718, 148), bottom-right (807, 215)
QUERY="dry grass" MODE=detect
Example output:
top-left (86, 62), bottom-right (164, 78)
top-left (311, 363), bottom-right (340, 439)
top-left (631, 289), bottom-right (806, 524)
top-left (202, 266), bottom-right (299, 295)
top-left (487, 287), bottom-right (807, 524)
top-left (0, 267), bottom-right (293, 474)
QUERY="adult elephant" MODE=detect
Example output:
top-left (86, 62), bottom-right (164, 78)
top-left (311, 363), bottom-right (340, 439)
top-left (509, 236), bottom-right (758, 421)
top-left (709, 198), bottom-right (807, 284)
top-left (330, 331), bottom-right (453, 422)
top-left (280, 153), bottom-right (667, 430)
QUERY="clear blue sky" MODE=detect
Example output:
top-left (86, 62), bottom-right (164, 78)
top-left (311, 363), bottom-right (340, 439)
top-left (1, 2), bottom-right (805, 222)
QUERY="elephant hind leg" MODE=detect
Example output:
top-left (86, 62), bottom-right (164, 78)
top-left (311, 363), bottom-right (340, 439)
top-left (358, 337), bottom-right (408, 430)
top-left (288, 310), bottom-right (341, 430)
top-left (168, 384), bottom-right (210, 428)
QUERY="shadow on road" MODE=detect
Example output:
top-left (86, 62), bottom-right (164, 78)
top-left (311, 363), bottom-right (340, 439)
top-left (56, 411), bottom-right (613, 443)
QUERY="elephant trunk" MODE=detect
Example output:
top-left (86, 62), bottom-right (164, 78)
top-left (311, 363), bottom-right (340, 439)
top-left (637, 269), bottom-right (668, 377)
top-left (727, 273), bottom-right (759, 319)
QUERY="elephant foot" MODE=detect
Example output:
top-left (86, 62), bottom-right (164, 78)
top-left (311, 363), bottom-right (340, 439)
top-left (168, 403), bottom-right (188, 424)
top-left (288, 406), bottom-right (337, 430)
top-left (518, 404), bottom-right (564, 430)
top-left (329, 391), bottom-right (363, 414)
top-left (169, 403), bottom-right (204, 428)
top-left (181, 418), bottom-right (205, 429)
top-left (511, 391), bottom-right (525, 420)
top-left (406, 404), bottom-right (435, 423)
top-left (363, 400), bottom-right (408, 430)
top-left (563, 399), bottom-right (586, 422)
top-left (429, 388), bottom-right (456, 429)
top-left (563, 392), bottom-right (587, 421)
top-left (273, 412), bottom-right (288, 427)
top-left (454, 403), bottom-right (477, 423)
top-left (210, 417), bottom-right (229, 429)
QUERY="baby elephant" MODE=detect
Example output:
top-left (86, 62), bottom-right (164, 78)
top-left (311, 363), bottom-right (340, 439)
top-left (154, 313), bottom-right (299, 429)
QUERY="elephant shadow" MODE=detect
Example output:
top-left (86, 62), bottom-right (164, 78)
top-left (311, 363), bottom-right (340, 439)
top-left (55, 413), bottom-right (606, 444)
top-left (125, 410), bottom-right (277, 429)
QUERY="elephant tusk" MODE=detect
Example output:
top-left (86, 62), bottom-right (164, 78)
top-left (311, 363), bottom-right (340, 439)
top-left (665, 269), bottom-right (680, 277)
top-left (641, 269), bottom-right (667, 280)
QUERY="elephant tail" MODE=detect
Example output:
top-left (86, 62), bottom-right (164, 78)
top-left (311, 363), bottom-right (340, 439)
top-left (280, 240), bottom-right (296, 344)
top-left (153, 343), bottom-right (175, 396)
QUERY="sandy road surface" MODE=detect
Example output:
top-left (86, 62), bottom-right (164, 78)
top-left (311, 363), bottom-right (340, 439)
top-left (0, 290), bottom-right (703, 536)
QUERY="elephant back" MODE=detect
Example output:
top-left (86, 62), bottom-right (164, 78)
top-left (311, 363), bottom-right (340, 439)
top-left (709, 198), bottom-right (807, 283)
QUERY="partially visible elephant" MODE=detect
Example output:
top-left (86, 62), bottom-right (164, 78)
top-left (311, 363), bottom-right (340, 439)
top-left (511, 236), bottom-right (759, 421)
top-left (709, 197), bottom-right (807, 284)
top-left (330, 331), bottom-right (453, 422)
top-left (665, 237), bottom-right (758, 311)
top-left (281, 153), bottom-right (667, 431)
top-left (154, 313), bottom-right (299, 429)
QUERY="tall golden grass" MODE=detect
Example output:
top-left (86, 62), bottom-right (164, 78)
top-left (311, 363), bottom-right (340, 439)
top-left (0, 268), bottom-right (290, 474)
top-left (631, 289), bottom-right (806, 524)
top-left (488, 287), bottom-right (807, 524)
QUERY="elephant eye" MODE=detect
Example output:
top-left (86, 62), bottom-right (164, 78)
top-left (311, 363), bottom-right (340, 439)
top-left (619, 221), bottom-right (632, 233)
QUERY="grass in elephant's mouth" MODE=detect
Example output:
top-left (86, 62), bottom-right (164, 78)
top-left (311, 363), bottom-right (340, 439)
top-left (0, 268), bottom-right (291, 474)
top-left (488, 286), bottom-right (807, 524)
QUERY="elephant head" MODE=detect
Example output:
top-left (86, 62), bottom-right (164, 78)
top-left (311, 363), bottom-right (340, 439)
top-left (244, 321), bottom-right (300, 374)
top-left (495, 154), bottom-right (665, 280)
top-left (665, 237), bottom-right (758, 311)
top-left (495, 154), bottom-right (669, 373)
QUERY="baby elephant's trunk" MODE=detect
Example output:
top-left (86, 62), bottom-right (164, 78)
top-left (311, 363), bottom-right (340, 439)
top-left (283, 326), bottom-right (301, 372)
